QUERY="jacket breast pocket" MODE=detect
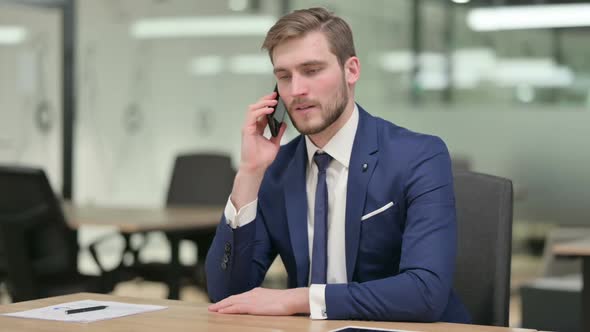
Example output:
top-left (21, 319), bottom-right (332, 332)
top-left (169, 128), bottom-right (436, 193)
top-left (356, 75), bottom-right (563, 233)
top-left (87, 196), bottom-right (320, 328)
top-left (361, 201), bottom-right (395, 222)
top-left (358, 200), bottom-right (402, 276)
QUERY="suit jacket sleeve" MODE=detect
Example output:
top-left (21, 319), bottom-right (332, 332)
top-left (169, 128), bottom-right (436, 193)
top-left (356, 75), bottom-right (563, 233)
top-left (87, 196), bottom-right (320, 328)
top-left (205, 204), bottom-right (277, 302)
top-left (325, 136), bottom-right (457, 322)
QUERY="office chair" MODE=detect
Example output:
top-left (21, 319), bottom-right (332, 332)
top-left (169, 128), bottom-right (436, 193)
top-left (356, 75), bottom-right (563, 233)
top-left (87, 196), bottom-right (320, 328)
top-left (166, 153), bottom-right (234, 292)
top-left (453, 171), bottom-right (513, 326)
top-left (0, 243), bottom-right (6, 302)
top-left (132, 153), bottom-right (234, 298)
top-left (0, 165), bottom-right (116, 302)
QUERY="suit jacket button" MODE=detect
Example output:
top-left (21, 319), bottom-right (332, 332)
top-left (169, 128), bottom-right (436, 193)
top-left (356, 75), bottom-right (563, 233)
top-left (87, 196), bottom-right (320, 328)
top-left (221, 262), bottom-right (227, 270)
top-left (223, 255), bottom-right (229, 263)
top-left (224, 243), bottom-right (232, 252)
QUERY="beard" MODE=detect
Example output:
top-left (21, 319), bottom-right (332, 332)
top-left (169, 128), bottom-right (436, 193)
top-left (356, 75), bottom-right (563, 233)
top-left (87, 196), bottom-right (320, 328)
top-left (287, 75), bottom-right (349, 136)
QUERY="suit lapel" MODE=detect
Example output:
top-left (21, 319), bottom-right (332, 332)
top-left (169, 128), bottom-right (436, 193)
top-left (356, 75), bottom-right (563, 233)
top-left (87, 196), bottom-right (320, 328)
top-left (345, 106), bottom-right (379, 282)
top-left (284, 137), bottom-right (310, 287)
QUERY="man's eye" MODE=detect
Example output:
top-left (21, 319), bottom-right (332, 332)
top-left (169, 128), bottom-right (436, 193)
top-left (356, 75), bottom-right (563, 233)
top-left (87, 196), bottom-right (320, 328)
top-left (278, 75), bottom-right (291, 81)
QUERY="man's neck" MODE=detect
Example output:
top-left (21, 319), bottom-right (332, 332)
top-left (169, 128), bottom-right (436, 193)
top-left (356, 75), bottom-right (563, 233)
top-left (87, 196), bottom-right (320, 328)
top-left (308, 99), bottom-right (355, 149)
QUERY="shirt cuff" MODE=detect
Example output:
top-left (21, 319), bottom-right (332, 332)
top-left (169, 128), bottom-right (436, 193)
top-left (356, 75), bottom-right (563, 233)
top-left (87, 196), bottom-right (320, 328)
top-left (224, 196), bottom-right (257, 229)
top-left (309, 284), bottom-right (327, 319)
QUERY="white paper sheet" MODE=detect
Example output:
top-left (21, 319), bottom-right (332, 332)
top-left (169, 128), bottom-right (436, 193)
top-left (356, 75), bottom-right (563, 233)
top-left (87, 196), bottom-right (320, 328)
top-left (2, 299), bottom-right (167, 323)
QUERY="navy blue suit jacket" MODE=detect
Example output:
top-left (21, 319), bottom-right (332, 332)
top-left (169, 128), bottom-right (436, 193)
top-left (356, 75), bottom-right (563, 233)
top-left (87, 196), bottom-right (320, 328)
top-left (206, 106), bottom-right (471, 323)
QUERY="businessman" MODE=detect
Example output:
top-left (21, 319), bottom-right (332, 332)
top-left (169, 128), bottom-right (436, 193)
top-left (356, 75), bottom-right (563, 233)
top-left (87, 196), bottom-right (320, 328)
top-left (206, 7), bottom-right (471, 323)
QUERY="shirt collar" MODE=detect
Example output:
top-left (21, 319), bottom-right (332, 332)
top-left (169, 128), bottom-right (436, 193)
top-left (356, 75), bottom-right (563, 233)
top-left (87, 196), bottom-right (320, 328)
top-left (305, 103), bottom-right (359, 169)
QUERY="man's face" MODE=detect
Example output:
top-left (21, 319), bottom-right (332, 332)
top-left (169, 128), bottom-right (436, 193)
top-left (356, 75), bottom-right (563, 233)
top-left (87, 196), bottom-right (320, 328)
top-left (272, 31), bottom-right (350, 135)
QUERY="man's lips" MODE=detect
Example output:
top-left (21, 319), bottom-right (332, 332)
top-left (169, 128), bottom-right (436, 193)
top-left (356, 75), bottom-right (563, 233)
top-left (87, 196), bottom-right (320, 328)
top-left (292, 104), bottom-right (317, 112)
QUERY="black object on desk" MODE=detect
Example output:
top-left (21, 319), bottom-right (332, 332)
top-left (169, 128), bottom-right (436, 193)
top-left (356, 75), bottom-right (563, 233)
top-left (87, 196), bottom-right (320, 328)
top-left (66, 305), bottom-right (108, 315)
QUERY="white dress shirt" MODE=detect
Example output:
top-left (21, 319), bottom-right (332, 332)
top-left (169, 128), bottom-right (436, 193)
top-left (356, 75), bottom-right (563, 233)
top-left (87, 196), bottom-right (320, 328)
top-left (224, 105), bottom-right (359, 319)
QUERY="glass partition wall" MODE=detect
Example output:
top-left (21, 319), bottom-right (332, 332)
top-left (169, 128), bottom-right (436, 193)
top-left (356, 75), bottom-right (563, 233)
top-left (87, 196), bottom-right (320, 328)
top-left (72, 0), bottom-right (590, 224)
top-left (0, 2), bottom-right (62, 190)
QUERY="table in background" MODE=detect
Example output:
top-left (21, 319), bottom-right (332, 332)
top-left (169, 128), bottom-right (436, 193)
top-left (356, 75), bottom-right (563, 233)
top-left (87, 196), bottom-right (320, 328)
top-left (64, 203), bottom-right (223, 299)
top-left (0, 293), bottom-right (536, 332)
top-left (553, 237), bottom-right (590, 332)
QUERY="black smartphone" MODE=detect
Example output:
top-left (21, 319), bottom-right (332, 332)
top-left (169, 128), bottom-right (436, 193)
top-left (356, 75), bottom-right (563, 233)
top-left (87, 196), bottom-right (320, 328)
top-left (267, 84), bottom-right (287, 137)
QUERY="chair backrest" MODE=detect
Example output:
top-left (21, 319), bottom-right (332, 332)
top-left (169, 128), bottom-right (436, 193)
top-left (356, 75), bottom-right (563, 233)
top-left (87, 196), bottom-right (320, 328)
top-left (453, 171), bottom-right (513, 326)
top-left (166, 153), bottom-right (235, 206)
top-left (0, 222), bottom-right (4, 288)
top-left (0, 165), bottom-right (78, 301)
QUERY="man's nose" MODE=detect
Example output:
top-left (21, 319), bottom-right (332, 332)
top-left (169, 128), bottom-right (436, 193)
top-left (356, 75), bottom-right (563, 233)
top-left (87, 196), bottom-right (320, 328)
top-left (290, 75), bottom-right (308, 97)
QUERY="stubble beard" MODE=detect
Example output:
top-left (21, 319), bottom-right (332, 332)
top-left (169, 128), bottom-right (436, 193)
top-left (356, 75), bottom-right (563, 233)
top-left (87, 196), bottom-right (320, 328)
top-left (287, 76), bottom-right (349, 136)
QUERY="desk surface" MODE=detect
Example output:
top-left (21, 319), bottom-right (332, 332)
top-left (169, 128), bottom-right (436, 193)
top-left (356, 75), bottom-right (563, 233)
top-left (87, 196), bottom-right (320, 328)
top-left (0, 293), bottom-right (534, 332)
top-left (553, 237), bottom-right (590, 257)
top-left (63, 203), bottom-right (223, 233)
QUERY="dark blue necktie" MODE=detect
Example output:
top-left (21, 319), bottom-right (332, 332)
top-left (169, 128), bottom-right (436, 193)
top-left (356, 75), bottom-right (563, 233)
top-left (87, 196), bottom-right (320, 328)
top-left (310, 152), bottom-right (332, 284)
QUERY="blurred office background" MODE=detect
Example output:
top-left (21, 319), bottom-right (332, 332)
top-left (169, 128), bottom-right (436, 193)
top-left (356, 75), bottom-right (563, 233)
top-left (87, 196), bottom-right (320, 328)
top-left (1, 0), bottom-right (589, 330)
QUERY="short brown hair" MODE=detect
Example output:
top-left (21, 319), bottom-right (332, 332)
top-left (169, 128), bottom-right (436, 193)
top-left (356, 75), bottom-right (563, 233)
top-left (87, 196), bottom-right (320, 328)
top-left (262, 7), bottom-right (356, 67)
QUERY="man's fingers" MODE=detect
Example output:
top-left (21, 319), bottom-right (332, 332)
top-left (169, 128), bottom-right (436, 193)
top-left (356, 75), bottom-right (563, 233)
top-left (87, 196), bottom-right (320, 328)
top-left (208, 288), bottom-right (297, 316)
top-left (248, 99), bottom-right (277, 114)
top-left (218, 304), bottom-right (248, 314)
top-left (256, 113), bottom-right (269, 134)
top-left (243, 94), bottom-right (278, 131)
top-left (247, 106), bottom-right (275, 125)
top-left (208, 301), bottom-right (229, 312)
top-left (208, 294), bottom-right (240, 311)
top-left (270, 122), bottom-right (287, 145)
top-left (243, 108), bottom-right (276, 137)
top-left (259, 91), bottom-right (277, 101)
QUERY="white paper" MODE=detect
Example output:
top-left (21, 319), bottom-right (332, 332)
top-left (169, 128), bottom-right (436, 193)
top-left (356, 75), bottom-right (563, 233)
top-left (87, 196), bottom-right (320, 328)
top-left (2, 299), bottom-right (167, 323)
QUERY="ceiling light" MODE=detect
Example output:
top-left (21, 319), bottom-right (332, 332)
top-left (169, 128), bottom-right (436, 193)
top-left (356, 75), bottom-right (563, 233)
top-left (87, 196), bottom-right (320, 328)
top-left (228, 54), bottom-right (272, 74)
top-left (131, 15), bottom-right (275, 39)
top-left (489, 58), bottom-right (574, 87)
top-left (0, 26), bottom-right (27, 45)
top-left (189, 56), bottom-right (224, 76)
top-left (467, 4), bottom-right (590, 31)
top-left (189, 54), bottom-right (272, 76)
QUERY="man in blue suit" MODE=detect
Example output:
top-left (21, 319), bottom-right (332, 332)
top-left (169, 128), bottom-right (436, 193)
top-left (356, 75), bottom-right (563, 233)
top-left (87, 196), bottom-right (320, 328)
top-left (206, 7), bottom-right (470, 323)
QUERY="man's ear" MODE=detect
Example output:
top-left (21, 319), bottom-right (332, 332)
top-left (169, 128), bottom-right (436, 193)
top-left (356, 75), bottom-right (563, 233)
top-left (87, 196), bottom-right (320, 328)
top-left (344, 56), bottom-right (360, 84)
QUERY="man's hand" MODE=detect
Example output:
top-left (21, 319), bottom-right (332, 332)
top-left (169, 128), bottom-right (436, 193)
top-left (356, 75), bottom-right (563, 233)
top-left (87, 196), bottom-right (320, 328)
top-left (240, 92), bottom-right (288, 174)
top-left (230, 93), bottom-right (288, 210)
top-left (208, 287), bottom-right (310, 316)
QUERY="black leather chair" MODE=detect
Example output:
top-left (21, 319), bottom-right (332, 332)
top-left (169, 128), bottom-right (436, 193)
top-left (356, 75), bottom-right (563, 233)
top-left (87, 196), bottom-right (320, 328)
top-left (453, 171), bottom-right (513, 326)
top-left (166, 152), bottom-right (234, 284)
top-left (0, 244), bottom-right (6, 302)
top-left (165, 153), bottom-right (235, 296)
top-left (0, 165), bottom-right (116, 302)
top-left (132, 153), bottom-right (235, 299)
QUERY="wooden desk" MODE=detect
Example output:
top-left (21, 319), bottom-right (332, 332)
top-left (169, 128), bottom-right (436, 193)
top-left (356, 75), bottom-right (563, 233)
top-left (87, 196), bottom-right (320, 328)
top-left (63, 203), bottom-right (223, 233)
top-left (0, 293), bottom-right (535, 332)
top-left (553, 237), bottom-right (590, 332)
top-left (63, 203), bottom-right (224, 299)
